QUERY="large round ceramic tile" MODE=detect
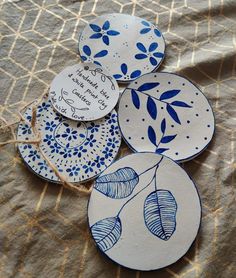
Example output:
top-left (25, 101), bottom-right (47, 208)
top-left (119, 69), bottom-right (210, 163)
top-left (17, 98), bottom-right (121, 183)
top-left (88, 152), bottom-right (201, 271)
top-left (118, 72), bottom-right (215, 162)
top-left (78, 13), bottom-right (165, 82)
top-left (49, 63), bottom-right (119, 121)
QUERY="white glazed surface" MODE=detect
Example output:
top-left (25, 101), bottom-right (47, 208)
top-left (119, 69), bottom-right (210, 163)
top-left (88, 152), bottom-right (201, 271)
top-left (78, 13), bottom-right (165, 82)
top-left (118, 72), bottom-right (215, 162)
top-left (49, 63), bottom-right (119, 121)
top-left (17, 98), bottom-right (121, 183)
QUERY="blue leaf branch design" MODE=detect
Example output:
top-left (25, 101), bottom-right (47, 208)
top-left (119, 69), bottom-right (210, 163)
top-left (147, 119), bottom-right (177, 154)
top-left (95, 167), bottom-right (139, 199)
top-left (127, 88), bottom-right (192, 125)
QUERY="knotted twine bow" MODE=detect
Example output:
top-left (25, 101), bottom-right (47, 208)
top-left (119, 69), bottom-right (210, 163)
top-left (0, 93), bottom-right (92, 195)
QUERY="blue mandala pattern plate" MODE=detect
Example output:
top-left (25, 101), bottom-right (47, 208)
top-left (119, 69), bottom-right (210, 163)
top-left (118, 72), bottom-right (215, 162)
top-left (17, 98), bottom-right (121, 183)
top-left (78, 13), bottom-right (165, 83)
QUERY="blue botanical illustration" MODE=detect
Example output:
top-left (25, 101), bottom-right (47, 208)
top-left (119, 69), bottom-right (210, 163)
top-left (94, 156), bottom-right (105, 168)
top-left (109, 124), bottom-right (119, 136)
top-left (80, 45), bottom-right (108, 66)
top-left (38, 102), bottom-right (50, 113)
top-left (87, 122), bottom-right (100, 133)
top-left (21, 124), bottom-right (32, 135)
top-left (89, 20), bottom-right (120, 45)
top-left (50, 142), bottom-right (61, 154)
top-left (129, 86), bottom-right (192, 125)
top-left (102, 147), bottom-right (113, 159)
top-left (28, 150), bottom-right (40, 161)
top-left (105, 113), bottom-right (117, 124)
top-left (43, 134), bottom-right (54, 146)
top-left (92, 157), bottom-right (178, 252)
top-left (113, 63), bottom-right (141, 80)
top-left (59, 144), bottom-right (72, 158)
top-left (45, 121), bottom-right (57, 132)
top-left (135, 42), bottom-right (164, 66)
top-left (148, 119), bottom-right (177, 154)
top-left (38, 160), bottom-right (48, 171)
top-left (140, 20), bottom-right (161, 37)
top-left (66, 166), bottom-right (80, 177)
top-left (83, 161), bottom-right (96, 174)
top-left (84, 134), bottom-right (96, 147)
top-left (73, 145), bottom-right (87, 158)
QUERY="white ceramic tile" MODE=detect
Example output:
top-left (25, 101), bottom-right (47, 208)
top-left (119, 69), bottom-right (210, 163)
top-left (88, 152), bottom-right (201, 270)
top-left (118, 72), bottom-right (215, 162)
top-left (49, 63), bottom-right (119, 121)
top-left (78, 14), bottom-right (165, 82)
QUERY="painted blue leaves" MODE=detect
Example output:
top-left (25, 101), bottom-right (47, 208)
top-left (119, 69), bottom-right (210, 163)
top-left (137, 82), bottom-right (160, 92)
top-left (91, 217), bottom-right (122, 252)
top-left (160, 90), bottom-right (180, 101)
top-left (131, 89), bottom-right (140, 109)
top-left (89, 20), bottom-right (120, 46)
top-left (167, 104), bottom-right (181, 125)
top-left (81, 45), bottom-right (108, 66)
top-left (140, 20), bottom-right (162, 37)
top-left (95, 167), bottom-right (139, 199)
top-left (148, 126), bottom-right (156, 146)
top-left (144, 190), bottom-right (177, 240)
top-left (147, 96), bottom-right (157, 120)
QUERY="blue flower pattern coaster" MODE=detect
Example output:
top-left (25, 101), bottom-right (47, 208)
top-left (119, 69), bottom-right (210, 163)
top-left (88, 152), bottom-right (201, 270)
top-left (78, 13), bottom-right (165, 82)
top-left (17, 98), bottom-right (121, 183)
top-left (118, 72), bottom-right (215, 162)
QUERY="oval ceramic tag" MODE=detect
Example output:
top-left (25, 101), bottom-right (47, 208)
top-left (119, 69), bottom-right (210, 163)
top-left (17, 98), bottom-right (121, 183)
top-left (49, 63), bottom-right (119, 121)
top-left (118, 72), bottom-right (215, 162)
top-left (78, 13), bottom-right (165, 82)
top-left (88, 152), bottom-right (201, 271)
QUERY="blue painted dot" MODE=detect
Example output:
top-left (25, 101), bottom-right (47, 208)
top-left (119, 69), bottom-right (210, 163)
top-left (168, 81), bottom-right (171, 84)
top-left (128, 137), bottom-right (131, 140)
top-left (126, 119), bottom-right (129, 122)
top-left (196, 114), bottom-right (199, 117)
top-left (187, 120), bottom-right (190, 124)
top-left (175, 152), bottom-right (178, 155)
top-left (182, 83), bottom-right (185, 86)
top-left (207, 124), bottom-right (210, 127)
top-left (186, 136), bottom-right (190, 139)
top-left (125, 105), bottom-right (128, 108)
top-left (196, 92), bottom-right (199, 95)
top-left (204, 137), bottom-right (207, 140)
top-left (171, 125), bottom-right (174, 128)
top-left (141, 137), bottom-right (144, 140)
top-left (196, 147), bottom-right (199, 150)
top-left (206, 109), bottom-right (209, 112)
top-left (191, 101), bottom-right (194, 104)
top-left (142, 118), bottom-right (145, 121)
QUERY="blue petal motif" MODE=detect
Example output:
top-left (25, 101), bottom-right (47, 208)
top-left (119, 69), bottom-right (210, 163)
top-left (80, 55), bottom-right (87, 61)
top-left (131, 89), bottom-right (140, 109)
top-left (147, 96), bottom-right (157, 120)
top-left (160, 90), bottom-right (181, 101)
top-left (121, 63), bottom-right (128, 75)
top-left (95, 167), bottom-right (139, 199)
top-left (156, 148), bottom-right (169, 154)
top-left (167, 104), bottom-right (181, 124)
top-left (113, 74), bottom-right (122, 79)
top-left (137, 82), bottom-right (160, 91)
top-left (102, 20), bottom-right (110, 30)
top-left (91, 217), bottom-right (122, 252)
top-left (90, 24), bottom-right (101, 32)
top-left (150, 56), bottom-right (157, 66)
top-left (135, 53), bottom-right (148, 60)
top-left (83, 45), bottom-right (91, 56)
top-left (140, 28), bottom-right (151, 34)
top-left (154, 28), bottom-right (161, 37)
top-left (130, 70), bottom-right (141, 79)
top-left (149, 42), bottom-right (158, 52)
top-left (94, 50), bottom-right (108, 58)
top-left (153, 52), bottom-right (164, 58)
top-left (141, 20), bottom-right (150, 27)
top-left (137, 42), bottom-right (147, 53)
top-left (171, 101), bottom-right (192, 108)
top-left (144, 190), bottom-right (177, 240)
top-left (107, 30), bottom-right (120, 36)
top-left (102, 35), bottom-right (109, 45)
top-left (90, 33), bottom-right (103, 39)
top-left (148, 126), bottom-right (156, 146)
top-left (161, 135), bottom-right (177, 143)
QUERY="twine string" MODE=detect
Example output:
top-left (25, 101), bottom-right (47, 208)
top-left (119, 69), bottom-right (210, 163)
top-left (0, 94), bottom-right (92, 195)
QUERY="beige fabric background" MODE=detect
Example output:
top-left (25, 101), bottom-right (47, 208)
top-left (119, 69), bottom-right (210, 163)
top-left (0, 0), bottom-right (236, 277)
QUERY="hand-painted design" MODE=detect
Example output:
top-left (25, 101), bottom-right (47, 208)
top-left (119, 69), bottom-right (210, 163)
top-left (91, 217), bottom-right (122, 252)
top-left (17, 98), bottom-right (121, 183)
top-left (109, 125), bottom-right (119, 136)
top-left (129, 88), bottom-right (192, 125)
top-left (140, 20), bottom-right (161, 37)
top-left (113, 63), bottom-right (141, 81)
top-left (84, 65), bottom-right (116, 90)
top-left (135, 42), bottom-right (164, 66)
top-left (95, 167), bottom-right (139, 199)
top-left (89, 20), bottom-right (120, 46)
top-left (92, 156), bottom-right (177, 252)
top-left (80, 45), bottom-right (108, 66)
top-left (144, 189), bottom-right (177, 240)
top-left (38, 102), bottom-right (50, 113)
top-left (148, 119), bottom-right (177, 154)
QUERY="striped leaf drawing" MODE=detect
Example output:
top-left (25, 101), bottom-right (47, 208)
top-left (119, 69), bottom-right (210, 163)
top-left (91, 217), bottom-right (122, 252)
top-left (144, 189), bottom-right (177, 240)
top-left (95, 167), bottom-right (139, 199)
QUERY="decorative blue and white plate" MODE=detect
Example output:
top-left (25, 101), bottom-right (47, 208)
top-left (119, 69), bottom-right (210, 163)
top-left (17, 98), bottom-right (121, 183)
top-left (78, 13), bottom-right (165, 83)
top-left (49, 63), bottom-right (120, 121)
top-left (118, 72), bottom-right (215, 162)
top-left (88, 152), bottom-right (201, 271)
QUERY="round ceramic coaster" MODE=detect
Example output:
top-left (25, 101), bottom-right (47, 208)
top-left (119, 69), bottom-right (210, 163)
top-left (17, 98), bottom-right (121, 183)
top-left (78, 13), bottom-right (165, 82)
top-left (49, 63), bottom-right (119, 121)
top-left (118, 72), bottom-right (215, 162)
top-left (88, 152), bottom-right (201, 271)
